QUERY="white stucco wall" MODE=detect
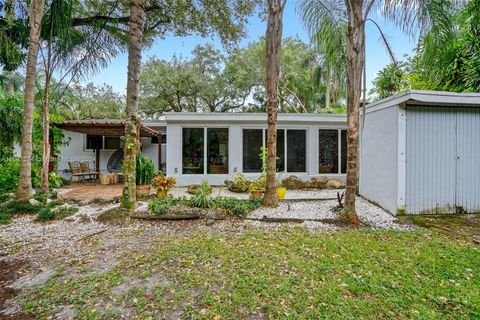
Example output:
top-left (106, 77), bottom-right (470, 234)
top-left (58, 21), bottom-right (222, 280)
top-left (55, 131), bottom-right (166, 179)
top-left (359, 105), bottom-right (400, 214)
top-left (166, 115), bottom-right (347, 186)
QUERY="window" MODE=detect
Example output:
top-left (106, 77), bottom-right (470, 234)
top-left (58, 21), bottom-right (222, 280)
top-left (150, 135), bottom-right (167, 144)
top-left (207, 128), bottom-right (229, 174)
top-left (182, 128), bottom-right (204, 174)
top-left (104, 136), bottom-right (121, 149)
top-left (287, 130), bottom-right (306, 172)
top-left (86, 135), bottom-right (102, 149)
top-left (318, 129), bottom-right (347, 174)
top-left (243, 129), bottom-right (263, 172)
top-left (341, 130), bottom-right (347, 174)
top-left (264, 129), bottom-right (285, 172)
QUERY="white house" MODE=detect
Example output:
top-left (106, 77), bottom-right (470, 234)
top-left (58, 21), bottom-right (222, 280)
top-left (360, 90), bottom-right (480, 215)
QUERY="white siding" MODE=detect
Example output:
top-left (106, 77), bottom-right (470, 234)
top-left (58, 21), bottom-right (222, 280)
top-left (360, 105), bottom-right (399, 214)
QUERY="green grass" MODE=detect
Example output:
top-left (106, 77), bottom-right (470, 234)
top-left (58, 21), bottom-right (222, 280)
top-left (21, 229), bottom-right (480, 319)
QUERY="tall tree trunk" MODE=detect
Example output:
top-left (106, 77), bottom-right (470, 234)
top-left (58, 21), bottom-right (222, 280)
top-left (4, 0), bottom-right (15, 96)
top-left (122, 0), bottom-right (145, 211)
top-left (325, 68), bottom-right (331, 110)
top-left (343, 0), bottom-right (365, 215)
top-left (16, 0), bottom-right (45, 202)
top-left (41, 73), bottom-right (51, 192)
top-left (263, 0), bottom-right (285, 207)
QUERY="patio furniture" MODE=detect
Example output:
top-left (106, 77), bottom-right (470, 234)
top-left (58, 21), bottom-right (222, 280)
top-left (107, 149), bottom-right (124, 173)
top-left (68, 161), bottom-right (91, 182)
top-left (80, 161), bottom-right (100, 181)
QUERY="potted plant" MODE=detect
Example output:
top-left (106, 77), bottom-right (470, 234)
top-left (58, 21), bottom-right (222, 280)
top-left (249, 173), bottom-right (266, 199)
top-left (276, 172), bottom-right (286, 200)
top-left (136, 154), bottom-right (155, 196)
top-left (152, 173), bottom-right (176, 197)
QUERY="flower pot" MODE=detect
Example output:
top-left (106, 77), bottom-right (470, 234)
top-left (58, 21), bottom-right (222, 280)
top-left (250, 189), bottom-right (264, 199)
top-left (136, 185), bottom-right (151, 196)
top-left (156, 189), bottom-right (168, 198)
top-left (276, 187), bottom-right (287, 200)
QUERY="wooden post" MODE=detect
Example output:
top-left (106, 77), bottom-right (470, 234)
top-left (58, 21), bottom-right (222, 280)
top-left (95, 135), bottom-right (100, 173)
top-left (158, 132), bottom-right (162, 172)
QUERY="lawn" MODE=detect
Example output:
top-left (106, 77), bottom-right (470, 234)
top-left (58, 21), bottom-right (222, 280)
top-left (20, 228), bottom-right (480, 319)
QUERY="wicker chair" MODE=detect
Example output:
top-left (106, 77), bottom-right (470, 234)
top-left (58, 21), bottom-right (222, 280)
top-left (79, 161), bottom-right (100, 182)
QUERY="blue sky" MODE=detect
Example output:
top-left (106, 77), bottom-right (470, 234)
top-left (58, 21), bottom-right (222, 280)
top-left (89, 2), bottom-right (417, 94)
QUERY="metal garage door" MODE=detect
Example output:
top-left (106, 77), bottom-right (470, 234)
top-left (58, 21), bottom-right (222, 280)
top-left (406, 106), bottom-right (480, 214)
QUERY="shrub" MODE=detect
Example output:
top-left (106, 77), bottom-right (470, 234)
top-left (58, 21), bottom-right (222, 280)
top-left (36, 208), bottom-right (55, 222)
top-left (190, 181), bottom-right (214, 208)
top-left (0, 211), bottom-right (13, 224)
top-left (149, 196), bottom-right (190, 215)
top-left (215, 197), bottom-right (262, 217)
top-left (48, 172), bottom-right (63, 189)
top-left (55, 206), bottom-right (79, 220)
top-left (0, 158), bottom-right (20, 193)
top-left (6, 202), bottom-right (42, 214)
top-left (136, 154), bottom-right (155, 185)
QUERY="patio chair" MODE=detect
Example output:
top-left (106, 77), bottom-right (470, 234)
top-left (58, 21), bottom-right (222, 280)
top-left (107, 149), bottom-right (124, 173)
top-left (68, 161), bottom-right (88, 182)
top-left (80, 161), bottom-right (100, 182)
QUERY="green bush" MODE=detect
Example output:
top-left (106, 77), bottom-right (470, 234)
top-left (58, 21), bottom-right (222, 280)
top-left (0, 211), bottom-right (13, 224)
top-left (36, 208), bottom-right (55, 222)
top-left (190, 181), bottom-right (214, 208)
top-left (149, 196), bottom-right (190, 215)
top-left (48, 172), bottom-right (63, 189)
top-left (0, 158), bottom-right (20, 193)
top-left (6, 202), bottom-right (42, 214)
top-left (215, 197), bottom-right (262, 217)
top-left (136, 154), bottom-right (155, 185)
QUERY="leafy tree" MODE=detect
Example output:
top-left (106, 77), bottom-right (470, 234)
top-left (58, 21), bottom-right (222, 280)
top-left (0, 90), bottom-right (22, 158)
top-left (370, 62), bottom-right (407, 100)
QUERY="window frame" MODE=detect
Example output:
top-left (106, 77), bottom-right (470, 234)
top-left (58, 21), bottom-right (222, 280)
top-left (180, 126), bottom-right (230, 175)
top-left (241, 127), bottom-right (308, 174)
top-left (318, 128), bottom-right (347, 175)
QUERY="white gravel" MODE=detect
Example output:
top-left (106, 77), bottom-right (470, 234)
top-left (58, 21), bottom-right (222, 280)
top-left (248, 196), bottom-right (411, 230)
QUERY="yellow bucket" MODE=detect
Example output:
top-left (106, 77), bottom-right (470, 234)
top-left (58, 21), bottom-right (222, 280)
top-left (276, 187), bottom-right (287, 200)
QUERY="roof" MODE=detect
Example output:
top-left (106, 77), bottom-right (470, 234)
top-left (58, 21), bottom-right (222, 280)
top-left (52, 120), bottom-right (162, 137)
top-left (163, 112), bottom-right (346, 124)
top-left (366, 90), bottom-right (480, 113)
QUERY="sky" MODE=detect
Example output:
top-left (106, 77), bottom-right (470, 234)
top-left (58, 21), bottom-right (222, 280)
top-left (89, 1), bottom-right (417, 94)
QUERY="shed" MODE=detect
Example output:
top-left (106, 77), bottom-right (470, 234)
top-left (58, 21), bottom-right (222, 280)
top-left (360, 90), bottom-right (480, 215)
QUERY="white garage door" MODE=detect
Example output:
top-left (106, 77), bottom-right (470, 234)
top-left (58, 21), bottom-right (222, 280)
top-left (406, 106), bottom-right (480, 214)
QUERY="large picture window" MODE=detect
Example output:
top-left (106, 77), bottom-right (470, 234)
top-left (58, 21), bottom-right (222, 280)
top-left (207, 128), bottom-right (229, 174)
top-left (319, 129), bottom-right (347, 174)
top-left (287, 130), bottom-right (306, 172)
top-left (243, 129), bottom-right (263, 172)
top-left (182, 128), bottom-right (204, 174)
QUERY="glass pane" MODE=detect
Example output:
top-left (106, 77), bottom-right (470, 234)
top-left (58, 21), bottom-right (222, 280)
top-left (319, 130), bottom-right (338, 174)
top-left (264, 129), bottom-right (285, 172)
top-left (182, 128), bottom-right (204, 174)
top-left (243, 129), bottom-right (263, 172)
top-left (341, 130), bottom-right (347, 174)
top-left (287, 130), bottom-right (306, 172)
top-left (104, 136), bottom-right (121, 149)
top-left (207, 128), bottom-right (228, 174)
top-left (86, 135), bottom-right (102, 149)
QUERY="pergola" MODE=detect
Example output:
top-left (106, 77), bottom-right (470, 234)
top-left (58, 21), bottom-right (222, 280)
top-left (51, 120), bottom-right (162, 173)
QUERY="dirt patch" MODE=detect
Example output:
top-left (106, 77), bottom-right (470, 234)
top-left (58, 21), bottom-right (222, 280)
top-left (0, 259), bottom-right (35, 320)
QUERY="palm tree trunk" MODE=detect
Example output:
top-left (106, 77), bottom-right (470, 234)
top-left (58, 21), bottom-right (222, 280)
top-left (263, 0), bottom-right (285, 207)
top-left (343, 0), bottom-right (365, 215)
top-left (122, 0), bottom-right (145, 211)
top-left (16, 0), bottom-right (45, 202)
top-left (41, 74), bottom-right (51, 192)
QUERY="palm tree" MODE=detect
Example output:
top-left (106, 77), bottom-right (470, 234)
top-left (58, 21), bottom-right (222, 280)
top-left (298, 0), bottom-right (438, 217)
top-left (263, 0), bottom-right (286, 207)
top-left (122, 0), bottom-right (145, 211)
top-left (16, 0), bottom-right (45, 202)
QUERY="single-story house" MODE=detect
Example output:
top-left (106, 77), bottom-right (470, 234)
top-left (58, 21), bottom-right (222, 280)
top-left (49, 90), bottom-right (480, 215)
top-left (360, 90), bottom-right (480, 215)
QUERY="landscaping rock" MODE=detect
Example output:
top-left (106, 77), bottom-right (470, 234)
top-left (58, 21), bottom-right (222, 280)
top-left (305, 176), bottom-right (328, 189)
top-left (224, 179), bottom-right (250, 193)
top-left (28, 198), bottom-right (41, 206)
top-left (205, 218), bottom-right (215, 226)
top-left (206, 208), bottom-right (227, 220)
top-left (187, 184), bottom-right (200, 195)
top-left (326, 179), bottom-right (345, 189)
top-left (282, 176), bottom-right (306, 189)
